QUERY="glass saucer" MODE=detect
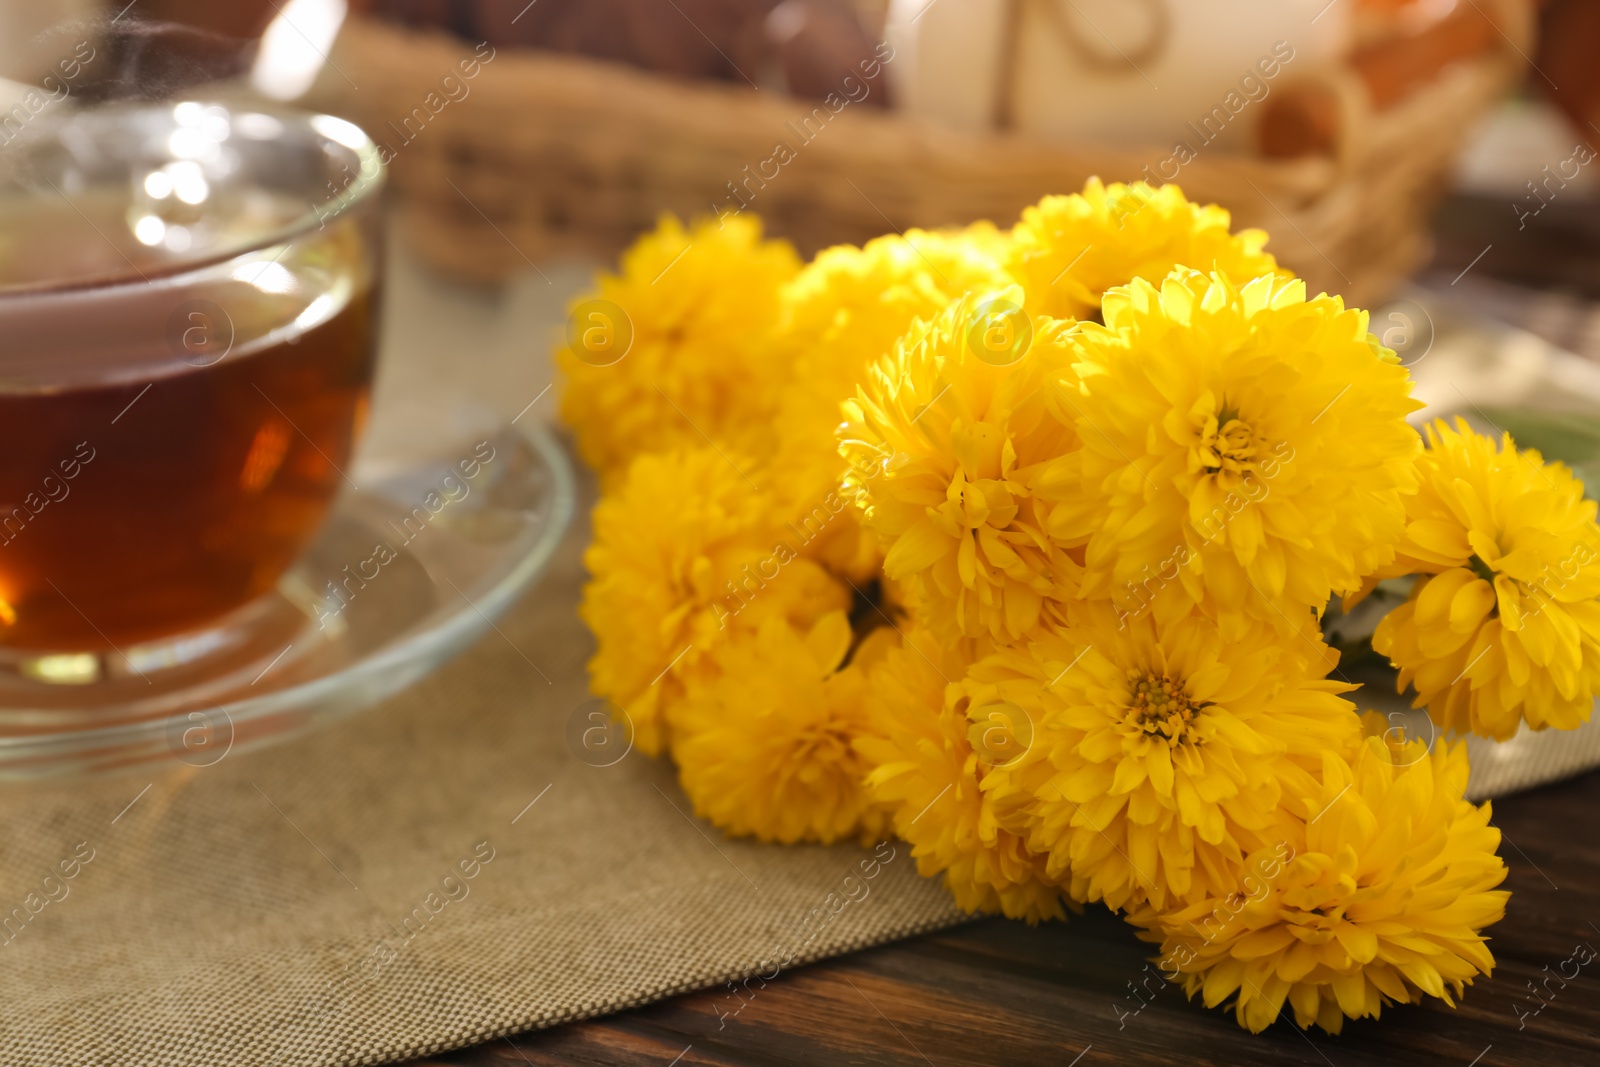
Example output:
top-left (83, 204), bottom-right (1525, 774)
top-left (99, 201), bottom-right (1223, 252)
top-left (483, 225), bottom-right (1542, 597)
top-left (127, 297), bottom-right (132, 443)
top-left (0, 420), bottom-right (574, 779)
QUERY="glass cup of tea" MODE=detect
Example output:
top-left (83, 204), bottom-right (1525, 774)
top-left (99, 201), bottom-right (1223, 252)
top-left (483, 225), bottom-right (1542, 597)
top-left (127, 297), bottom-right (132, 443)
top-left (0, 100), bottom-right (384, 688)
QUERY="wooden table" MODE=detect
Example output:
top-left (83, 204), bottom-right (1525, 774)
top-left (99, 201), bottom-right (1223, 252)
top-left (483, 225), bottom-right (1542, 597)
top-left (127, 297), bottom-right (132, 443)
top-left (408, 195), bottom-right (1600, 1067)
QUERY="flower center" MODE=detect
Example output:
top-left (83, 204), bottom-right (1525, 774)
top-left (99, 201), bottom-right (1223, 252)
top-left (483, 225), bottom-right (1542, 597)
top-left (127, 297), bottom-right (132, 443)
top-left (938, 473), bottom-right (1022, 533)
top-left (1126, 668), bottom-right (1204, 743)
top-left (1198, 405), bottom-right (1259, 474)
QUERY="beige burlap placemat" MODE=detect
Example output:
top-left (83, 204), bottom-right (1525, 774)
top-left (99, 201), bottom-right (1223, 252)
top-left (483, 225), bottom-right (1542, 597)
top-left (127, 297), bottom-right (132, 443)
top-left (0, 510), bottom-right (964, 1067)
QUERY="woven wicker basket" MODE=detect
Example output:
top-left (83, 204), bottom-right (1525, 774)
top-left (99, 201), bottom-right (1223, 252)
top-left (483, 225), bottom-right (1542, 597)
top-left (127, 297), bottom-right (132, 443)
top-left (307, 3), bottom-right (1529, 308)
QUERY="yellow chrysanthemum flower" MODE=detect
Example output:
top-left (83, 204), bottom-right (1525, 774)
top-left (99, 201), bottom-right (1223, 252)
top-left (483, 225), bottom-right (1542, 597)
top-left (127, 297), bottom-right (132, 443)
top-left (769, 226), bottom-right (1018, 582)
top-left (1372, 418), bottom-right (1600, 739)
top-left (839, 287), bottom-right (1083, 643)
top-left (973, 603), bottom-right (1361, 912)
top-left (1007, 179), bottom-right (1284, 320)
top-left (672, 610), bottom-right (896, 845)
top-left (558, 214), bottom-right (801, 478)
top-left (581, 447), bottom-right (849, 756)
top-left (1038, 270), bottom-right (1421, 634)
top-left (1141, 733), bottom-right (1508, 1034)
top-left (855, 629), bottom-right (1067, 922)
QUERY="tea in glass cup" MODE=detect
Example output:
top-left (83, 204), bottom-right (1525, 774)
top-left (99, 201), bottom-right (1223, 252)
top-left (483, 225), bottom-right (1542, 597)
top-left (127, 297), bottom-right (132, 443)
top-left (0, 102), bottom-right (384, 683)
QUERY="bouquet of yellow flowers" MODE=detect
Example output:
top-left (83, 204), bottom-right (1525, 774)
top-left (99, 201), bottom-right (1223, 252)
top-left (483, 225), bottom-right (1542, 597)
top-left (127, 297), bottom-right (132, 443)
top-left (557, 180), bottom-right (1600, 1034)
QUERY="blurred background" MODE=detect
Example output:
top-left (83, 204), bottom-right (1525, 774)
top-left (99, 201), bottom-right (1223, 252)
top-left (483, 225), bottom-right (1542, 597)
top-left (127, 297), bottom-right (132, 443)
top-left (1, 0), bottom-right (1598, 435)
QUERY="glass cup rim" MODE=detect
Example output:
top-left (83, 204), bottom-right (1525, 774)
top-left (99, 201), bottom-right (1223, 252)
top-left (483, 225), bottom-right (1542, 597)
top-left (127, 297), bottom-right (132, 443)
top-left (0, 98), bottom-right (385, 300)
